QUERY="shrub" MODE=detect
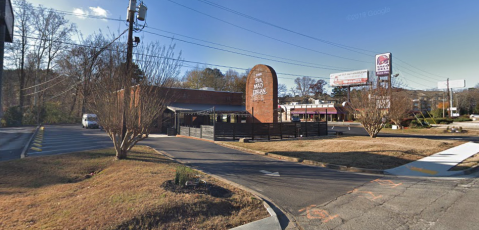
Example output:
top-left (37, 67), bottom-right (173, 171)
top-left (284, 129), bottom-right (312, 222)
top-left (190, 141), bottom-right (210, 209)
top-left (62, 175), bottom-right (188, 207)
top-left (1, 106), bottom-right (22, 127)
top-left (410, 120), bottom-right (431, 128)
top-left (454, 117), bottom-right (472, 122)
top-left (174, 165), bottom-right (195, 187)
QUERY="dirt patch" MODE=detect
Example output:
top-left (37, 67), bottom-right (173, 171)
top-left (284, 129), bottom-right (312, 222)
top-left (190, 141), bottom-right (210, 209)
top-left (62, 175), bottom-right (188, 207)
top-left (0, 146), bottom-right (268, 230)
top-left (161, 180), bottom-right (232, 198)
top-left (226, 136), bottom-right (466, 170)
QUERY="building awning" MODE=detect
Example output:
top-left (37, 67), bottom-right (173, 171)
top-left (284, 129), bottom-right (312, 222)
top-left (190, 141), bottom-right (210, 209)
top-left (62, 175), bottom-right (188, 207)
top-left (167, 103), bottom-right (246, 113)
top-left (290, 107), bottom-right (348, 115)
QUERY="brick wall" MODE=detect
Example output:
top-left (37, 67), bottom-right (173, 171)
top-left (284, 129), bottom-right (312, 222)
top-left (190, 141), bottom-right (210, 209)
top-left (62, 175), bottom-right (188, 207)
top-left (246, 64), bottom-right (278, 123)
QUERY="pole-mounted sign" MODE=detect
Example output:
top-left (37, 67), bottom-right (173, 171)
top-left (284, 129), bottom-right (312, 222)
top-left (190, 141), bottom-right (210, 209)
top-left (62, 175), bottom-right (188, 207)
top-left (375, 53), bottom-right (391, 76)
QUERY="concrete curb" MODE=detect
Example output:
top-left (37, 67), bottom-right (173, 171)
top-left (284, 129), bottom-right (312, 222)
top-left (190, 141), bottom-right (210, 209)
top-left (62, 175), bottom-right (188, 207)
top-left (144, 145), bottom-right (282, 230)
top-left (20, 124), bottom-right (41, 158)
top-left (175, 134), bottom-right (215, 143)
top-left (266, 153), bottom-right (303, 162)
top-left (217, 142), bottom-right (385, 175)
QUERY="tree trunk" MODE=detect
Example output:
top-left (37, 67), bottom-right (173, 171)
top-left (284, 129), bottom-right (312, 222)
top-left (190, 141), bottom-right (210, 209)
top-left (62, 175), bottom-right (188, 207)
top-left (116, 148), bottom-right (128, 160)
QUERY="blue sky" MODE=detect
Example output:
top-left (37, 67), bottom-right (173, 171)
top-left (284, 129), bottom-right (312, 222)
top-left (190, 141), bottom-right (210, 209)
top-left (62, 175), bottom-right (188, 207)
top-left (27, 0), bottom-right (479, 93)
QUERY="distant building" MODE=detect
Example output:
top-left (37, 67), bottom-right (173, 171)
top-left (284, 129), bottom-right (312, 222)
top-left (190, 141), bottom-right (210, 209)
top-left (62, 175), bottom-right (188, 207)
top-left (153, 87), bottom-right (245, 133)
top-left (279, 96), bottom-right (348, 122)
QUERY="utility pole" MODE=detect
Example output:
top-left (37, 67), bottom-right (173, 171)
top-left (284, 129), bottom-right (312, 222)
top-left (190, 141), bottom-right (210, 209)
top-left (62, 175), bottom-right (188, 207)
top-left (121, 0), bottom-right (136, 152)
top-left (446, 78), bottom-right (450, 118)
top-left (0, 0), bottom-right (13, 120)
top-left (119, 0), bottom-right (147, 157)
top-left (442, 91), bottom-right (445, 118)
top-left (0, 17), bottom-right (4, 120)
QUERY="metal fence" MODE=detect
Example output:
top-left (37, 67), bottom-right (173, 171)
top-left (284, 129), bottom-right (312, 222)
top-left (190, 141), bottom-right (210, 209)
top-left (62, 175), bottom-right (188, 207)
top-left (180, 121), bottom-right (327, 141)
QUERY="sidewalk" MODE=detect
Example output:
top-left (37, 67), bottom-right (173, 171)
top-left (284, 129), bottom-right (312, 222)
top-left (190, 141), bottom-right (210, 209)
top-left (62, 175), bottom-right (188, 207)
top-left (432, 121), bottom-right (479, 129)
top-left (385, 142), bottom-right (479, 177)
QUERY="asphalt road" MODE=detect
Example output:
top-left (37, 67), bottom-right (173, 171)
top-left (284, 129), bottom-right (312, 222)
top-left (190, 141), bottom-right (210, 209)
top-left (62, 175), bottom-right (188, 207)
top-left (142, 137), bottom-right (379, 229)
top-left (26, 124), bottom-right (112, 157)
top-left (0, 126), bottom-right (35, 161)
top-left (10, 124), bottom-right (479, 229)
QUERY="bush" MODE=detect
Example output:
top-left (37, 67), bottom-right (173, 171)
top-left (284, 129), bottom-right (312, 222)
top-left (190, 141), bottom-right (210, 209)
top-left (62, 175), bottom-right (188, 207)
top-left (43, 102), bottom-right (80, 124)
top-left (432, 118), bottom-right (453, 124)
top-left (1, 106), bottom-right (22, 127)
top-left (174, 165), bottom-right (196, 187)
top-left (454, 117), bottom-right (472, 122)
top-left (410, 120), bottom-right (431, 128)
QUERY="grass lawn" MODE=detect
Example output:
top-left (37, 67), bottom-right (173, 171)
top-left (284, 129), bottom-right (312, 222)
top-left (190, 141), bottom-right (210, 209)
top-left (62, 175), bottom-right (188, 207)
top-left (0, 146), bottom-right (268, 230)
top-left (227, 136), bottom-right (468, 170)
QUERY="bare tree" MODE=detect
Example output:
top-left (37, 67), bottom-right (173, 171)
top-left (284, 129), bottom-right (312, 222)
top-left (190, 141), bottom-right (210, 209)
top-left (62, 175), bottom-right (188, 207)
top-left (6, 0), bottom-right (33, 123)
top-left (388, 91), bottom-right (412, 129)
top-left (309, 79), bottom-right (327, 98)
top-left (294, 76), bottom-right (314, 98)
top-left (349, 87), bottom-right (389, 138)
top-left (86, 42), bottom-right (182, 160)
top-left (278, 83), bottom-right (288, 97)
top-left (28, 5), bottom-right (76, 122)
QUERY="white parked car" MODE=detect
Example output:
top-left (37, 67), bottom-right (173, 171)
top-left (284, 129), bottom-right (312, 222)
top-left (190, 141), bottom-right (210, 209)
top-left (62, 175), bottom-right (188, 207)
top-left (82, 114), bottom-right (99, 129)
top-left (470, 114), bottom-right (479, 121)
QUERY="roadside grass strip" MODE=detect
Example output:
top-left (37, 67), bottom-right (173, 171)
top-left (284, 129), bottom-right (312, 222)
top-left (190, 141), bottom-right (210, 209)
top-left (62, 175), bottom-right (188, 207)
top-left (0, 146), bottom-right (269, 229)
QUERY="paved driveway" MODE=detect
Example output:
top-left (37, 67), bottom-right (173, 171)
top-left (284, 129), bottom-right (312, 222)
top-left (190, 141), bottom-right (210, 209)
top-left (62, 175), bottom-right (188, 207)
top-left (26, 125), bottom-right (112, 157)
top-left (142, 137), bottom-right (378, 228)
top-left (0, 126), bottom-right (35, 161)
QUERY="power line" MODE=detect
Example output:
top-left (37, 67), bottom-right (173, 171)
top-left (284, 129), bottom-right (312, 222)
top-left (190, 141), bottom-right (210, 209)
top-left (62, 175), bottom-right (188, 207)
top-left (27, 5), bottom-right (124, 22)
top-left (394, 57), bottom-right (445, 80)
top-left (145, 26), bottom-right (352, 71)
top-left (23, 2), bottom-right (450, 83)
top-left (195, 0), bottom-right (456, 83)
top-left (164, 0), bottom-right (370, 64)
top-left (24, 77), bottom-right (69, 96)
top-left (14, 35), bottom-right (330, 83)
top-left (21, 73), bottom-right (64, 91)
top-left (196, 0), bottom-right (376, 56)
top-left (393, 66), bottom-right (431, 89)
top-left (143, 30), bottom-right (350, 71)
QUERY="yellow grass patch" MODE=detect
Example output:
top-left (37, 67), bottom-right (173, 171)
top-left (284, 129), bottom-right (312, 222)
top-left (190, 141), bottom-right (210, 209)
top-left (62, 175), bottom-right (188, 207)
top-left (227, 136), bottom-right (467, 170)
top-left (0, 146), bottom-right (267, 229)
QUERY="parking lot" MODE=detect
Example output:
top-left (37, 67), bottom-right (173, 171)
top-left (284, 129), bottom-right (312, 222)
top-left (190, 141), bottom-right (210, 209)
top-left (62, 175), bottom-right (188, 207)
top-left (27, 125), bottom-right (112, 157)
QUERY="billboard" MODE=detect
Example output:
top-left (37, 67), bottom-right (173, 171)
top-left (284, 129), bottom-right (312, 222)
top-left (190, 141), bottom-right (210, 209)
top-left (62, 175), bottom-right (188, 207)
top-left (375, 53), bottom-right (391, 76)
top-left (437, 80), bottom-right (465, 89)
top-left (330, 69), bottom-right (369, 87)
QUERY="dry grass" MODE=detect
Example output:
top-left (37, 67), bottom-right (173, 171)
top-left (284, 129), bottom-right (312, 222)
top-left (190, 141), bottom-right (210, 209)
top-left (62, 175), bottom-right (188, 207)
top-left (227, 136), bottom-right (467, 170)
top-left (380, 127), bottom-right (479, 135)
top-left (0, 146), bottom-right (268, 230)
top-left (450, 153), bottom-right (479, 171)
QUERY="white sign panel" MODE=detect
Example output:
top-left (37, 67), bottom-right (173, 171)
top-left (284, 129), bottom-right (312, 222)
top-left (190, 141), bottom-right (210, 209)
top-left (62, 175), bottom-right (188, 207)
top-left (375, 53), bottom-right (391, 76)
top-left (330, 69), bottom-right (369, 87)
top-left (437, 80), bottom-right (465, 89)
